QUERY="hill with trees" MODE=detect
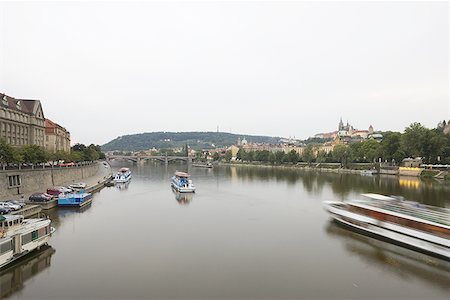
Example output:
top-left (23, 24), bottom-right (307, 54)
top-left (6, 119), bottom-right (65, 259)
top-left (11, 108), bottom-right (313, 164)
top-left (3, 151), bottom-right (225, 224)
top-left (101, 132), bottom-right (281, 151)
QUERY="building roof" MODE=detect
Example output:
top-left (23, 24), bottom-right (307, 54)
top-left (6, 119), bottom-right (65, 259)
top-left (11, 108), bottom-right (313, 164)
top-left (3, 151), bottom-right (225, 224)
top-left (1, 93), bottom-right (44, 117)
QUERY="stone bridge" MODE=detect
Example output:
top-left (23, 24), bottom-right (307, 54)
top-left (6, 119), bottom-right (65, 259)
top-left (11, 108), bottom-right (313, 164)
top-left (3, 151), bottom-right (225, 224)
top-left (106, 155), bottom-right (192, 165)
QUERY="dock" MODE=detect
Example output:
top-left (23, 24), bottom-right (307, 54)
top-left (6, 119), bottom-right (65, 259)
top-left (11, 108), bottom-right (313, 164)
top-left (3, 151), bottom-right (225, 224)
top-left (11, 205), bottom-right (42, 218)
top-left (24, 199), bottom-right (58, 210)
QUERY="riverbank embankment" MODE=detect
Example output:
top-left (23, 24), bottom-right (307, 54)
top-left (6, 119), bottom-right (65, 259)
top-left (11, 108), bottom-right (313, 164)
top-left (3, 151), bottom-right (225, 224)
top-left (0, 161), bottom-right (113, 201)
top-left (219, 162), bottom-right (449, 181)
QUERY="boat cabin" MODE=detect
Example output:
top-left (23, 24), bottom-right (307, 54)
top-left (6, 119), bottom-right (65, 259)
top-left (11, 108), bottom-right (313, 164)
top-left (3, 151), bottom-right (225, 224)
top-left (0, 215), bottom-right (24, 231)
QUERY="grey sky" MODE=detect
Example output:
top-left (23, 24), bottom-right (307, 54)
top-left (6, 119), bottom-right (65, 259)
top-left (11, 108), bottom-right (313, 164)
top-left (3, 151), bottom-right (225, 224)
top-left (0, 1), bottom-right (448, 145)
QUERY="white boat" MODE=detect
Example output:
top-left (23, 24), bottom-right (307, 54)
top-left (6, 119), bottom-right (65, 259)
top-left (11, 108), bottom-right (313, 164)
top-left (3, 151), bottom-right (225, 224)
top-left (360, 170), bottom-right (377, 176)
top-left (0, 215), bottom-right (55, 269)
top-left (171, 172), bottom-right (196, 193)
top-left (114, 168), bottom-right (132, 183)
top-left (323, 193), bottom-right (450, 260)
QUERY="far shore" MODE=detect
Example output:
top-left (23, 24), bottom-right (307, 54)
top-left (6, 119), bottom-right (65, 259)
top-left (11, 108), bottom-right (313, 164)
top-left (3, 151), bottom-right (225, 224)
top-left (217, 161), bottom-right (449, 181)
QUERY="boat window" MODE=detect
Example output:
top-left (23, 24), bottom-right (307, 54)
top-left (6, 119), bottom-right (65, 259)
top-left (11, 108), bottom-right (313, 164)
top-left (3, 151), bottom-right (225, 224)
top-left (0, 241), bottom-right (13, 254)
top-left (31, 230), bottom-right (38, 241)
top-left (22, 233), bottom-right (32, 245)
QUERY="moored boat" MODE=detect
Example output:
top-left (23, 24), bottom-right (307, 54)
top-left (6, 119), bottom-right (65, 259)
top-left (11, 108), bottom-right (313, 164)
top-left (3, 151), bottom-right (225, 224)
top-left (192, 162), bottom-right (213, 168)
top-left (58, 190), bottom-right (93, 207)
top-left (0, 214), bottom-right (55, 269)
top-left (171, 172), bottom-right (196, 193)
top-left (323, 193), bottom-right (450, 260)
top-left (114, 168), bottom-right (132, 183)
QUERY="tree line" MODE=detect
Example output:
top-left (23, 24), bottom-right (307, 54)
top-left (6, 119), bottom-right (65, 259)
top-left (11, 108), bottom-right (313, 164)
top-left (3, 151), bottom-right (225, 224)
top-left (220, 122), bottom-right (450, 167)
top-left (0, 140), bottom-right (105, 165)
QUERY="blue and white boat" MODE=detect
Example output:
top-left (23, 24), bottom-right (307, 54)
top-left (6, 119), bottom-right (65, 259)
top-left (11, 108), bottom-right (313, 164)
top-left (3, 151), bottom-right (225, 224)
top-left (114, 168), bottom-right (132, 183)
top-left (171, 172), bottom-right (196, 193)
top-left (58, 190), bottom-right (92, 207)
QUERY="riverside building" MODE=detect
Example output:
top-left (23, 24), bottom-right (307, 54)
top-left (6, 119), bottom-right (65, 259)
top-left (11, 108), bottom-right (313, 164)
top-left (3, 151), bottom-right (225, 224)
top-left (0, 93), bottom-right (45, 147)
top-left (44, 119), bottom-right (71, 152)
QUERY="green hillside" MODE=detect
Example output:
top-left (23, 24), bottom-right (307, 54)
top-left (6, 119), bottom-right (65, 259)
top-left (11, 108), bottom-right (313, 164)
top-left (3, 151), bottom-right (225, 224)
top-left (102, 132), bottom-right (281, 151)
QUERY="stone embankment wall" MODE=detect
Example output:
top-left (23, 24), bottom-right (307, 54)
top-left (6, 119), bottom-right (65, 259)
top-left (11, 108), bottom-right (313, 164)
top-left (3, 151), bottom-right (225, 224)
top-left (0, 163), bottom-right (99, 199)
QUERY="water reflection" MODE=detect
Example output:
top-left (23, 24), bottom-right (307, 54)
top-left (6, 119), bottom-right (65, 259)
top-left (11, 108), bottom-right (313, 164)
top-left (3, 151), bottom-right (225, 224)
top-left (222, 165), bottom-right (450, 207)
top-left (325, 221), bottom-right (450, 291)
top-left (0, 246), bottom-right (56, 299)
top-left (171, 188), bottom-right (194, 205)
top-left (115, 181), bottom-right (130, 190)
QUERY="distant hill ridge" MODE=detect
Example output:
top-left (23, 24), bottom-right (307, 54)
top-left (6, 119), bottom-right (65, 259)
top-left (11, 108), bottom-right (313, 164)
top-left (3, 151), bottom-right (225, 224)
top-left (101, 131), bottom-right (281, 151)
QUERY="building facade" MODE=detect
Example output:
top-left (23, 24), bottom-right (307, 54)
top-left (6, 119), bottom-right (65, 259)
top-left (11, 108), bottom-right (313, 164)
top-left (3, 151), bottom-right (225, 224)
top-left (45, 119), bottom-right (71, 152)
top-left (0, 93), bottom-right (45, 147)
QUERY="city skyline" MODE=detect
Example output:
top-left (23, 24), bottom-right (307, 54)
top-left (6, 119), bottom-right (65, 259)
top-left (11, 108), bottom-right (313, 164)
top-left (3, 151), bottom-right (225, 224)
top-left (0, 1), bottom-right (448, 145)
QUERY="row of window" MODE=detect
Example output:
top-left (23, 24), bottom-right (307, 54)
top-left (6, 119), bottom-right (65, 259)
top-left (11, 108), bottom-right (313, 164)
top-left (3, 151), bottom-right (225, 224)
top-left (0, 108), bottom-right (30, 123)
top-left (22, 226), bottom-right (50, 245)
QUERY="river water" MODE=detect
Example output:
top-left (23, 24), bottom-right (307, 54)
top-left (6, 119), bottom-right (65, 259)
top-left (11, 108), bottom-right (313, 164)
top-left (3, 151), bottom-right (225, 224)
top-left (2, 162), bottom-right (450, 299)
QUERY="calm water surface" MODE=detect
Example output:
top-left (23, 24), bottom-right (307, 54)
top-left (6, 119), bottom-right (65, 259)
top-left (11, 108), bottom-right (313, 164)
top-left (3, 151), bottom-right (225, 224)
top-left (2, 163), bottom-right (450, 299)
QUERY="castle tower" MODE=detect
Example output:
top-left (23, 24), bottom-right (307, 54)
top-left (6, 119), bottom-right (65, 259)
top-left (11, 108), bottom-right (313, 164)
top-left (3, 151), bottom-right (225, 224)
top-left (368, 125), bottom-right (374, 134)
top-left (338, 117), bottom-right (344, 131)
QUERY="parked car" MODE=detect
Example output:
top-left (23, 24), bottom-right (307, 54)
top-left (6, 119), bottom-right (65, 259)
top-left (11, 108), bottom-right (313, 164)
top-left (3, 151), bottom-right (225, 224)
top-left (29, 193), bottom-right (53, 202)
top-left (0, 202), bottom-right (21, 211)
top-left (47, 186), bottom-right (73, 196)
top-left (6, 200), bottom-right (26, 208)
top-left (0, 207), bottom-right (12, 214)
top-left (69, 182), bottom-right (86, 189)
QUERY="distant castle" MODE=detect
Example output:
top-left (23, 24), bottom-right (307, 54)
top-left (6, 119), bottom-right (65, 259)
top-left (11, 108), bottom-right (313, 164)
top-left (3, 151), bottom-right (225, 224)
top-left (314, 117), bottom-right (376, 140)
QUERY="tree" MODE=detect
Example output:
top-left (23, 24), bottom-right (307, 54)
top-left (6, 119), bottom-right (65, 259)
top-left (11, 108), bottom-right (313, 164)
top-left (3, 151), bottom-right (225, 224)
top-left (379, 131), bottom-right (403, 164)
top-left (224, 150), bottom-right (232, 161)
top-left (286, 149), bottom-right (300, 163)
top-left (237, 148), bottom-right (245, 161)
top-left (302, 144), bottom-right (315, 164)
top-left (360, 139), bottom-right (380, 162)
top-left (21, 145), bottom-right (48, 164)
top-left (212, 152), bottom-right (220, 161)
top-left (0, 139), bottom-right (16, 164)
top-left (402, 123), bottom-right (428, 158)
top-left (274, 151), bottom-right (285, 164)
top-left (332, 144), bottom-right (353, 168)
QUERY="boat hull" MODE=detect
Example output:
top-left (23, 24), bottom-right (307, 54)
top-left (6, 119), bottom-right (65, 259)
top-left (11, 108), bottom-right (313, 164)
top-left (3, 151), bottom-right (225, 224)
top-left (323, 201), bottom-right (450, 260)
top-left (58, 194), bottom-right (93, 207)
top-left (1, 227), bottom-right (55, 269)
top-left (171, 182), bottom-right (195, 193)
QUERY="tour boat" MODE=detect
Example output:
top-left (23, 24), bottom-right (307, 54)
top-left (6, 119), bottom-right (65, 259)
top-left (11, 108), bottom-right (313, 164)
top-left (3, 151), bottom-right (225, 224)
top-left (58, 190), bottom-right (93, 207)
top-left (113, 168), bottom-right (132, 183)
top-left (171, 172), bottom-right (196, 193)
top-left (0, 215), bottom-right (55, 269)
top-left (192, 162), bottom-right (213, 168)
top-left (323, 193), bottom-right (450, 260)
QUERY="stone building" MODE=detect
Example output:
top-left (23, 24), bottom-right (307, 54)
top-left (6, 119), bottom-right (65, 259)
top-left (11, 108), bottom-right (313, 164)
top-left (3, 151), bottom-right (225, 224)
top-left (0, 93), bottom-right (45, 147)
top-left (45, 119), bottom-right (71, 152)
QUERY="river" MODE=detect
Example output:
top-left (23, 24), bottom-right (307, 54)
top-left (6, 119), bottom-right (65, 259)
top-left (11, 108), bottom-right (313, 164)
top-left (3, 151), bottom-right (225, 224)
top-left (2, 162), bottom-right (450, 299)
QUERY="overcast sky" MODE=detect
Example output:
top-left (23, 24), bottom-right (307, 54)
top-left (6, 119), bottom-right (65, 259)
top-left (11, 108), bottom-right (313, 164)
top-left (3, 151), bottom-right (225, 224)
top-left (0, 1), bottom-right (448, 145)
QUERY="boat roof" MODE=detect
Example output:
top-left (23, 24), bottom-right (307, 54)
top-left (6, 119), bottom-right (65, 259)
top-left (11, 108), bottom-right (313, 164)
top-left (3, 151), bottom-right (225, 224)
top-left (349, 194), bottom-right (450, 228)
top-left (119, 168), bottom-right (130, 172)
top-left (0, 215), bottom-right (23, 222)
top-left (361, 193), bottom-right (395, 201)
top-left (174, 171), bottom-right (190, 177)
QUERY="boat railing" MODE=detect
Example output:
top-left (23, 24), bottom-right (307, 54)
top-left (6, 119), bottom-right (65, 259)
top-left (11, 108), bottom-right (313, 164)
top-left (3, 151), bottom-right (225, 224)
top-left (353, 200), bottom-right (450, 226)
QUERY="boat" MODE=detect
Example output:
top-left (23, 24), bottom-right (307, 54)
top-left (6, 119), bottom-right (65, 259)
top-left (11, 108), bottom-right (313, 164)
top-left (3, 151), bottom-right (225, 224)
top-left (323, 193), bottom-right (450, 260)
top-left (113, 168), bottom-right (132, 183)
top-left (69, 182), bottom-right (86, 190)
top-left (171, 172), bottom-right (196, 193)
top-left (58, 190), bottom-right (93, 207)
top-left (360, 169), bottom-right (378, 176)
top-left (0, 214), bottom-right (55, 269)
top-left (192, 162), bottom-right (213, 168)
top-left (171, 187), bottom-right (194, 205)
